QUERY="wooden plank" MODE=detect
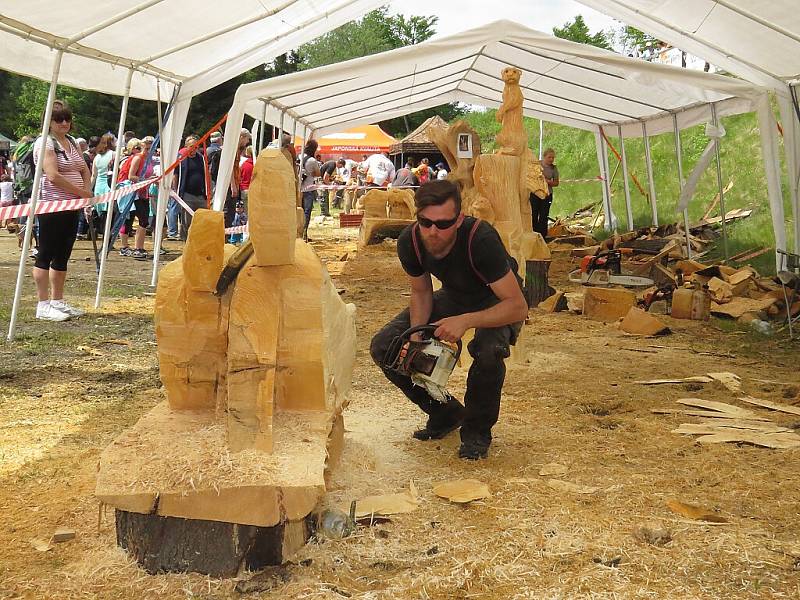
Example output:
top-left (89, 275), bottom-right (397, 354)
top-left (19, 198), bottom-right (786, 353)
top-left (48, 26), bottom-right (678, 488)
top-left (635, 376), bottom-right (713, 385)
top-left (695, 432), bottom-right (800, 449)
top-left (739, 395), bottom-right (800, 417)
top-left (676, 398), bottom-right (760, 418)
top-left (673, 422), bottom-right (790, 435)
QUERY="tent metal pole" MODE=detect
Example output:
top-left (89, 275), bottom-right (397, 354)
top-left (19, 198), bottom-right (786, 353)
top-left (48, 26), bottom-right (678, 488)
top-left (710, 103), bottom-right (729, 261)
top-left (150, 79), bottom-right (166, 287)
top-left (538, 119), bottom-right (544, 160)
top-left (279, 110), bottom-right (286, 138)
top-left (7, 49), bottom-right (64, 341)
top-left (672, 114), bottom-right (692, 259)
top-left (642, 121), bottom-right (658, 226)
top-left (617, 124), bottom-right (634, 231)
top-left (95, 67), bottom-right (135, 309)
top-left (595, 129), bottom-right (613, 232)
top-left (259, 100), bottom-right (267, 152)
top-left (292, 125), bottom-right (308, 182)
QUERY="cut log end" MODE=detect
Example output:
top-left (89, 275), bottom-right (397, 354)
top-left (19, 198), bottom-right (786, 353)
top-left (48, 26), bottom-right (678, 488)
top-left (115, 510), bottom-right (309, 577)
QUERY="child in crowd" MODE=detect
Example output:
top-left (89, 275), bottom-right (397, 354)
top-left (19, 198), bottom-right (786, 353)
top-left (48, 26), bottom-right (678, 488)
top-left (229, 202), bottom-right (247, 245)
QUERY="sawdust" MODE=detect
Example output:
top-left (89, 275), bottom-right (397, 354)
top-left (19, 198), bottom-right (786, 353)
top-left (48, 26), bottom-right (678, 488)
top-left (0, 227), bottom-right (799, 598)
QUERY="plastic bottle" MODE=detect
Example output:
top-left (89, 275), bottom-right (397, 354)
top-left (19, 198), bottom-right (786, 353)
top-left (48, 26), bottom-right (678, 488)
top-left (749, 319), bottom-right (773, 336)
top-left (316, 501), bottom-right (356, 540)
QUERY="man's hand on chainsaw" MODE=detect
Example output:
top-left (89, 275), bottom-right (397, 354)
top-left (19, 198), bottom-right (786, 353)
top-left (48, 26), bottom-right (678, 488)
top-left (432, 315), bottom-right (471, 343)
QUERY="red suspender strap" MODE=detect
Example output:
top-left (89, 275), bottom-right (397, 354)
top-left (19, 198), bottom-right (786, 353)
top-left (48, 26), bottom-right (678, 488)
top-left (468, 218), bottom-right (489, 286)
top-left (411, 223), bottom-right (423, 271)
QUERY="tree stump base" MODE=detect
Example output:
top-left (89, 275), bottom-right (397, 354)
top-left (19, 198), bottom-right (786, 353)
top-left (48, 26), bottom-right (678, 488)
top-left (116, 510), bottom-right (309, 577)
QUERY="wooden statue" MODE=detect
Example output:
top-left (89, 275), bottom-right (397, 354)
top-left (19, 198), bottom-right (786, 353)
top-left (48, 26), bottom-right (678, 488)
top-left (495, 67), bottom-right (527, 156)
top-left (428, 120), bottom-right (483, 216)
top-left (430, 66), bottom-right (551, 302)
top-left (96, 148), bottom-right (357, 577)
top-left (357, 188), bottom-right (416, 248)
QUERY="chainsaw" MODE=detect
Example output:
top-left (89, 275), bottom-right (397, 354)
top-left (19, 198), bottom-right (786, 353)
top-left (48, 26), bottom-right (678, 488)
top-left (568, 249), bottom-right (654, 288)
top-left (382, 325), bottom-right (461, 403)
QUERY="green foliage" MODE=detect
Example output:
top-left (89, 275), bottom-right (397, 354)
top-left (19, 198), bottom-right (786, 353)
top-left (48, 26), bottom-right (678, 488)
top-left (298, 8), bottom-right (437, 69)
top-left (461, 109), bottom-right (788, 275)
top-left (618, 26), bottom-right (661, 59)
top-left (552, 15), bottom-right (612, 50)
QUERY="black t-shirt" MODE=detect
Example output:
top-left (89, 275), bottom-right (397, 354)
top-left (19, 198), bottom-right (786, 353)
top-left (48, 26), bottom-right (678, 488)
top-left (397, 217), bottom-right (511, 310)
top-left (183, 153), bottom-right (206, 196)
top-left (320, 160), bottom-right (337, 179)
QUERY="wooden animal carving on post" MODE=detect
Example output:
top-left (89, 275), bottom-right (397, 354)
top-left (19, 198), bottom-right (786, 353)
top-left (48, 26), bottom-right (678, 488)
top-left (495, 67), bottom-right (527, 157)
top-left (96, 148), bottom-right (357, 577)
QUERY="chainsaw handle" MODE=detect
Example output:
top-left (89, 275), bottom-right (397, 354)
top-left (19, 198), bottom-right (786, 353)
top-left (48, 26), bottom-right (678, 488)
top-left (400, 325), bottom-right (463, 361)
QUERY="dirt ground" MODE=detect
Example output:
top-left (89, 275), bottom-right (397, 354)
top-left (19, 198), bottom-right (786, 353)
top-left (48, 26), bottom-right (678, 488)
top-left (0, 223), bottom-right (799, 599)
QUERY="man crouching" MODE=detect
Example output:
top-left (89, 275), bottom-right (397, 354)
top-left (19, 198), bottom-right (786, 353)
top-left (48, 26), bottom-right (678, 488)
top-left (370, 180), bottom-right (528, 460)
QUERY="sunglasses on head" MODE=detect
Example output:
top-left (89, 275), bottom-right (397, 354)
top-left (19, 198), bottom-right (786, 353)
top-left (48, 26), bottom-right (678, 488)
top-left (417, 215), bottom-right (459, 230)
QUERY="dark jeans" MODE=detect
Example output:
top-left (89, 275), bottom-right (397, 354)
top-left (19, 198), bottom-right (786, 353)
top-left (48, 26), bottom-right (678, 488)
top-left (302, 190), bottom-right (316, 233)
top-left (530, 192), bottom-right (552, 238)
top-left (370, 291), bottom-right (521, 446)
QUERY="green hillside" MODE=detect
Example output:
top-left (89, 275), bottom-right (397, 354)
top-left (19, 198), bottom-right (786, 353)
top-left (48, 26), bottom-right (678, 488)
top-left (462, 109), bottom-right (793, 275)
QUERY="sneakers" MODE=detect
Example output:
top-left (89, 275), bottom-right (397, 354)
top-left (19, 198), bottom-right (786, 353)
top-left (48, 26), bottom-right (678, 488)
top-left (36, 302), bottom-right (70, 322)
top-left (50, 300), bottom-right (84, 317)
top-left (166, 234), bottom-right (180, 241)
top-left (131, 249), bottom-right (148, 260)
top-left (159, 247), bottom-right (167, 256)
top-left (412, 395), bottom-right (465, 440)
top-left (119, 247), bottom-right (132, 257)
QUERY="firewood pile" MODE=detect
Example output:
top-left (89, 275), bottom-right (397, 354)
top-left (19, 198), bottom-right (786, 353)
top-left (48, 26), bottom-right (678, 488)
top-left (540, 207), bottom-right (795, 334)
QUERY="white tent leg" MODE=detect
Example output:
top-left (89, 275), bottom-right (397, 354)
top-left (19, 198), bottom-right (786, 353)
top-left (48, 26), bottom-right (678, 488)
top-left (212, 93), bottom-right (246, 211)
top-left (150, 80), bottom-right (166, 287)
top-left (151, 91), bottom-right (189, 284)
top-left (710, 103), bottom-right (729, 261)
top-left (95, 68), bottom-right (134, 309)
top-left (642, 121), bottom-right (658, 226)
top-left (279, 110), bottom-right (285, 139)
top-left (538, 119), bottom-right (544, 160)
top-left (755, 93), bottom-right (788, 270)
top-left (7, 49), bottom-right (64, 341)
top-left (672, 114), bottom-right (692, 259)
top-left (258, 100), bottom-right (267, 152)
top-left (777, 91), bottom-right (800, 252)
top-left (617, 124), bottom-right (634, 231)
top-left (594, 129), bottom-right (614, 231)
top-left (295, 122), bottom-right (303, 180)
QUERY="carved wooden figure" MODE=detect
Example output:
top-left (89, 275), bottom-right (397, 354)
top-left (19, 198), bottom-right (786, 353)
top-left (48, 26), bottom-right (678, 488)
top-left (495, 67), bottom-right (527, 157)
top-left (96, 148), bottom-right (357, 577)
top-left (357, 188), bottom-right (416, 248)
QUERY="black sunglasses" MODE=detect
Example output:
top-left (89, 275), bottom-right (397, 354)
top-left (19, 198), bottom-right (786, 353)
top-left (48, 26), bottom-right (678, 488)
top-left (417, 215), bottom-right (459, 230)
top-left (53, 116), bottom-right (72, 123)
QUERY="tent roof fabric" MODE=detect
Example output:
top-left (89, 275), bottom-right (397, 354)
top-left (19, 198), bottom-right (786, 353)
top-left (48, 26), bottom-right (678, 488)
top-left (576, 0), bottom-right (800, 87)
top-left (236, 20), bottom-right (764, 140)
top-left (389, 115), bottom-right (449, 155)
top-left (0, 0), bottom-right (383, 100)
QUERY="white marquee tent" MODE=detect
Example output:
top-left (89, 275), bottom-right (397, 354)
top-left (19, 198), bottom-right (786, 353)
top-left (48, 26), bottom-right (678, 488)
top-left (0, 0), bottom-right (383, 338)
top-left (576, 0), bottom-right (800, 253)
top-left (215, 19), bottom-right (786, 261)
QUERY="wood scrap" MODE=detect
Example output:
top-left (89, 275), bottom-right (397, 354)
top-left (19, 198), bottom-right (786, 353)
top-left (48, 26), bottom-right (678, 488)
top-left (675, 398), bottom-right (759, 419)
top-left (652, 408), bottom-right (769, 420)
top-left (619, 307), bottom-right (670, 336)
top-left (666, 500), bottom-right (728, 523)
top-left (355, 482), bottom-right (420, 517)
top-left (432, 479), bottom-right (491, 504)
top-left (635, 377), bottom-right (713, 385)
top-left (738, 396), bottom-right (800, 417)
top-left (707, 372), bottom-right (742, 393)
top-left (539, 463), bottom-right (568, 477)
top-left (672, 422), bottom-right (791, 435)
top-left (695, 431), bottom-right (800, 449)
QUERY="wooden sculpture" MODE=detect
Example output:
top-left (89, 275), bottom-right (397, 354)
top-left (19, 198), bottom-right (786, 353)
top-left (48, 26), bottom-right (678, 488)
top-left (357, 187), bottom-right (416, 248)
top-left (430, 67), bottom-right (551, 301)
top-left (96, 148), bottom-right (356, 577)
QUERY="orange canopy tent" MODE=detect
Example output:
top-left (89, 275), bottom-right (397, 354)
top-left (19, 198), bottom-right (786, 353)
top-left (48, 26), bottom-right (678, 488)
top-left (295, 124), bottom-right (397, 159)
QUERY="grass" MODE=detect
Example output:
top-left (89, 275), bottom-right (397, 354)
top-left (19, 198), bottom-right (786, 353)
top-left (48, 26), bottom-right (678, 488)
top-left (462, 108), bottom-right (794, 275)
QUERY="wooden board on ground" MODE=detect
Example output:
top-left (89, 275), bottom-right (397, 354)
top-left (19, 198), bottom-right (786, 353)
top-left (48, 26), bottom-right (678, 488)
top-left (583, 287), bottom-right (636, 322)
top-left (675, 398), bottom-right (762, 420)
top-left (619, 307), bottom-right (670, 336)
top-left (739, 395), bottom-right (800, 417)
top-left (695, 431), bottom-right (800, 449)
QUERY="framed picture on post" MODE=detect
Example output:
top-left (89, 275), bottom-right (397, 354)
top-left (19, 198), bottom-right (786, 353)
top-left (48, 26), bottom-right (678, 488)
top-left (456, 133), bottom-right (473, 159)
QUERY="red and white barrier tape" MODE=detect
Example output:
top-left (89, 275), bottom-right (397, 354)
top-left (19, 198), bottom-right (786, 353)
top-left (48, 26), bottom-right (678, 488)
top-left (560, 176), bottom-right (604, 184)
top-left (0, 177), bottom-right (157, 222)
top-left (168, 190), bottom-right (248, 235)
